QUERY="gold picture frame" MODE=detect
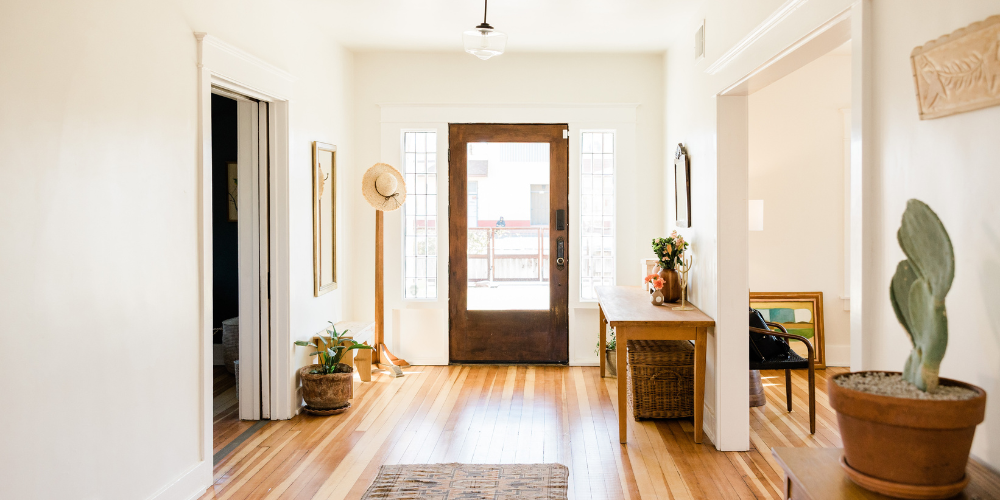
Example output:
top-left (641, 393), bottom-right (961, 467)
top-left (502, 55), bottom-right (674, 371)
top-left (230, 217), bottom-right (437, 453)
top-left (750, 291), bottom-right (826, 369)
top-left (313, 142), bottom-right (337, 296)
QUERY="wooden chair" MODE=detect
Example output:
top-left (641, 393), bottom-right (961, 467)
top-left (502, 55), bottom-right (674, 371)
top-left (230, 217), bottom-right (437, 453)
top-left (749, 321), bottom-right (816, 434)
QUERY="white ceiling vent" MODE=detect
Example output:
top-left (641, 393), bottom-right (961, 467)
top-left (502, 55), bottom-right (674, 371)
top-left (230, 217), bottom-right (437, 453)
top-left (695, 21), bottom-right (706, 61)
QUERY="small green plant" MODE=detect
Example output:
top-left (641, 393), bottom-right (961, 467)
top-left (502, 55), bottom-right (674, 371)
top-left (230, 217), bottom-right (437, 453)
top-left (294, 322), bottom-right (374, 375)
top-left (890, 199), bottom-right (954, 392)
top-left (652, 231), bottom-right (689, 270)
top-left (594, 328), bottom-right (617, 355)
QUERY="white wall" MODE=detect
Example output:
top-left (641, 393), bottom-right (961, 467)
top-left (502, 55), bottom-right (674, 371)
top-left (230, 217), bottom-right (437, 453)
top-left (749, 51), bottom-right (852, 366)
top-left (0, 0), bottom-right (353, 498)
top-left (866, 0), bottom-right (1000, 470)
top-left (352, 52), bottom-right (663, 366)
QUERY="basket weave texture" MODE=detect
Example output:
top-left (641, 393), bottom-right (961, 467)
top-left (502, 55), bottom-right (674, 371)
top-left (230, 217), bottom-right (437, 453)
top-left (626, 340), bottom-right (695, 419)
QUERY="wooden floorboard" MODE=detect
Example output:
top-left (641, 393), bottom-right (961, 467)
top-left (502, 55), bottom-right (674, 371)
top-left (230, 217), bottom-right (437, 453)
top-left (204, 366), bottom-right (853, 500)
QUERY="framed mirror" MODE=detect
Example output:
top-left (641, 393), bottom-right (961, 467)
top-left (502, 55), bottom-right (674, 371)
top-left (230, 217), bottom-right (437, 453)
top-left (313, 141), bottom-right (337, 296)
top-left (674, 143), bottom-right (691, 228)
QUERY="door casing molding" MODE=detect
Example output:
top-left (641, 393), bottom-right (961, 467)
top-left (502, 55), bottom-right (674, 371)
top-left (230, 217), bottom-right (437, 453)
top-left (174, 32), bottom-right (292, 499)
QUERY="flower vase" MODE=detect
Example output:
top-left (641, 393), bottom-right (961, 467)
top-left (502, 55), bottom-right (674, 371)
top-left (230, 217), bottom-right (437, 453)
top-left (654, 266), bottom-right (682, 303)
top-left (649, 288), bottom-right (665, 306)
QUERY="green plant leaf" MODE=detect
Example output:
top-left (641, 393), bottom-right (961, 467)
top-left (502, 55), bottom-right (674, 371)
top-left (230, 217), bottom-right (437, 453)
top-left (293, 340), bottom-right (316, 348)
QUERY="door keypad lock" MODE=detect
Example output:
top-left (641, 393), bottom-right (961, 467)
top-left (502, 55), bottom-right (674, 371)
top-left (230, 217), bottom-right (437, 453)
top-left (556, 237), bottom-right (566, 267)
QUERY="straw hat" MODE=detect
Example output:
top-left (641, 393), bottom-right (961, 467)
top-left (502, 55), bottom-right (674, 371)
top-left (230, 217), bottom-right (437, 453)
top-left (361, 163), bottom-right (406, 211)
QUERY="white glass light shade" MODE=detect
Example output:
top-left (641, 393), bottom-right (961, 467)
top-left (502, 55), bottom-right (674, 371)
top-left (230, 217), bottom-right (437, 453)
top-left (749, 200), bottom-right (764, 231)
top-left (463, 27), bottom-right (507, 60)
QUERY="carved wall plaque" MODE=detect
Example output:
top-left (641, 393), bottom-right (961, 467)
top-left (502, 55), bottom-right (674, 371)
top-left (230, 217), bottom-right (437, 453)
top-left (911, 15), bottom-right (1000, 120)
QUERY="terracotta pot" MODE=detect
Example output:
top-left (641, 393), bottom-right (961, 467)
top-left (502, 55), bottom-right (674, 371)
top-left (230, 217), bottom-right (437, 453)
top-left (654, 266), bottom-right (682, 303)
top-left (828, 372), bottom-right (987, 497)
top-left (299, 365), bottom-right (353, 410)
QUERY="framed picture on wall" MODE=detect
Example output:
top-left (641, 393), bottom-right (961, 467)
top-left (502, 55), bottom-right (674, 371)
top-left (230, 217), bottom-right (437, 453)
top-left (750, 291), bottom-right (826, 369)
top-left (313, 141), bottom-right (337, 296)
top-left (226, 162), bottom-right (238, 222)
top-left (674, 143), bottom-right (691, 228)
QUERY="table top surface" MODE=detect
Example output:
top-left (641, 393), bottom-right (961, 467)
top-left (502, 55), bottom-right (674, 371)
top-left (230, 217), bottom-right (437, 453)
top-left (595, 286), bottom-right (715, 327)
top-left (771, 447), bottom-right (1000, 500)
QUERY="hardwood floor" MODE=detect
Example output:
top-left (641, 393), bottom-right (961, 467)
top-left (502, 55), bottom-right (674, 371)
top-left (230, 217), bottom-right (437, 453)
top-left (203, 365), bottom-right (847, 500)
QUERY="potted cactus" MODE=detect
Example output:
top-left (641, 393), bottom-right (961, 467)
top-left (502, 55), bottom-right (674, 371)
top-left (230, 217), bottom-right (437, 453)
top-left (828, 200), bottom-right (987, 499)
top-left (295, 322), bottom-right (373, 413)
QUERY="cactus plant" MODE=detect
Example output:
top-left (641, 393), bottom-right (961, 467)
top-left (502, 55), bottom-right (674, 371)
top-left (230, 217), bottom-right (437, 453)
top-left (889, 199), bottom-right (954, 392)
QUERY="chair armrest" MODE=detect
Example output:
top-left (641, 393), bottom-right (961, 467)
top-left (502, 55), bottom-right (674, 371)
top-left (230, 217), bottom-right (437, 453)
top-left (749, 325), bottom-right (815, 364)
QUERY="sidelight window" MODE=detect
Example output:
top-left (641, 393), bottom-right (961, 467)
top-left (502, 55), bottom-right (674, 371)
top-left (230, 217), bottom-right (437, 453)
top-left (402, 131), bottom-right (438, 299)
top-left (580, 131), bottom-right (616, 301)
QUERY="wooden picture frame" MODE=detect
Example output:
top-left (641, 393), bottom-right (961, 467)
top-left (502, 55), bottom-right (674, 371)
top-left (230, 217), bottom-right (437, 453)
top-left (674, 143), bottom-right (691, 228)
top-left (750, 291), bottom-right (826, 369)
top-left (313, 142), bottom-right (337, 296)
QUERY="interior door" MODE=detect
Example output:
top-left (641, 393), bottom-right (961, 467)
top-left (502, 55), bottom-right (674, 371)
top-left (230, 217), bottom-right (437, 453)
top-left (449, 124), bottom-right (569, 363)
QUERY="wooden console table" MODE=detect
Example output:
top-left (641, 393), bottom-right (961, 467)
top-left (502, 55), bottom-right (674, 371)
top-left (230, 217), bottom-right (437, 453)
top-left (772, 447), bottom-right (1000, 499)
top-left (596, 286), bottom-right (714, 444)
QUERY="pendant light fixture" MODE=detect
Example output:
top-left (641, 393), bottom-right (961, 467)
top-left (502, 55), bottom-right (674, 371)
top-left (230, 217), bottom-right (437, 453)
top-left (463, 0), bottom-right (507, 60)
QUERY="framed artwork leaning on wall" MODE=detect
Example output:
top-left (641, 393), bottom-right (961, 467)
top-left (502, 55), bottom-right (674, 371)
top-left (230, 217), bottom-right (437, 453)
top-left (313, 141), bottom-right (337, 296)
top-left (750, 291), bottom-right (826, 369)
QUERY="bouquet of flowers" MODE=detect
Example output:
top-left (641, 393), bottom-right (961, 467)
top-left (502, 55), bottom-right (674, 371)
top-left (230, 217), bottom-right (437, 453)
top-left (644, 274), bottom-right (665, 290)
top-left (651, 231), bottom-right (688, 270)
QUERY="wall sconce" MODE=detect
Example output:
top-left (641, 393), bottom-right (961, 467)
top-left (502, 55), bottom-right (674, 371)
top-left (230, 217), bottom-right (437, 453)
top-left (749, 200), bottom-right (764, 231)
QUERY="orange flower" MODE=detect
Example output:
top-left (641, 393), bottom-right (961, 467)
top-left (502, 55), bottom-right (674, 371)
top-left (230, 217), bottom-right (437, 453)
top-left (644, 274), bottom-right (658, 284)
top-left (652, 278), bottom-right (665, 290)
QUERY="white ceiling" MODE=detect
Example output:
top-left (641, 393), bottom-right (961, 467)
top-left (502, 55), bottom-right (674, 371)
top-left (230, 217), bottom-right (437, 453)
top-left (315, 0), bottom-right (691, 52)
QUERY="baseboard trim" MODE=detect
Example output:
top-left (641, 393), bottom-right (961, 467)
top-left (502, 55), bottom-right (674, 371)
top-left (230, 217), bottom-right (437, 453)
top-left (702, 404), bottom-right (718, 448)
top-left (402, 357), bottom-right (448, 366)
top-left (146, 460), bottom-right (211, 500)
top-left (825, 344), bottom-right (851, 367)
top-left (570, 360), bottom-right (599, 367)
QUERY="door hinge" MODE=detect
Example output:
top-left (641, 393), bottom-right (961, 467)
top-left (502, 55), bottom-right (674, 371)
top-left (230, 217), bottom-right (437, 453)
top-left (562, 130), bottom-right (569, 139)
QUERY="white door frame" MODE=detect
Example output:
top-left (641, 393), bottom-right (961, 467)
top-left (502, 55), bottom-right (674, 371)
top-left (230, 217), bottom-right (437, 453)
top-left (195, 32), bottom-right (293, 481)
top-left (709, 0), bottom-right (871, 450)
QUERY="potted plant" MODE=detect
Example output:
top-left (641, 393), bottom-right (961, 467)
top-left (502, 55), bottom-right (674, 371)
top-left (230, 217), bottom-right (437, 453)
top-left (595, 328), bottom-right (618, 377)
top-left (294, 322), bottom-right (374, 412)
top-left (829, 200), bottom-right (987, 499)
top-left (651, 231), bottom-right (689, 302)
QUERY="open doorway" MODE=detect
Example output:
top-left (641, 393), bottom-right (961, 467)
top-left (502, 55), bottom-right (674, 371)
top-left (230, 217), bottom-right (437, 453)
top-left (210, 86), bottom-right (273, 460)
top-left (748, 42), bottom-right (852, 367)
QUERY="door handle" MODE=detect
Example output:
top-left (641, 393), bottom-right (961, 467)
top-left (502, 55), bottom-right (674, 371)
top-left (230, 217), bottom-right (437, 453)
top-left (556, 209), bottom-right (566, 231)
top-left (556, 237), bottom-right (566, 267)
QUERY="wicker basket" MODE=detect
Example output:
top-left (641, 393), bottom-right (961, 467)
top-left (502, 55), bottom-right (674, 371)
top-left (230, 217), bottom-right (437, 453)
top-left (626, 340), bottom-right (695, 419)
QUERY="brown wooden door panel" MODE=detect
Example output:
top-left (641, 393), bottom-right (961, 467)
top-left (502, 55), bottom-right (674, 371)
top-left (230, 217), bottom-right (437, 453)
top-left (449, 124), bottom-right (569, 363)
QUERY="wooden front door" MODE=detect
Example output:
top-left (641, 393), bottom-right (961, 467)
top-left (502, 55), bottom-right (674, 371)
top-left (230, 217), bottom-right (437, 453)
top-left (449, 124), bottom-right (569, 363)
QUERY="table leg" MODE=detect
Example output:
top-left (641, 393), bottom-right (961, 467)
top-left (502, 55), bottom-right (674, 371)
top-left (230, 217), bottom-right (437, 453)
top-left (617, 327), bottom-right (628, 443)
top-left (599, 306), bottom-right (606, 378)
top-left (694, 327), bottom-right (707, 444)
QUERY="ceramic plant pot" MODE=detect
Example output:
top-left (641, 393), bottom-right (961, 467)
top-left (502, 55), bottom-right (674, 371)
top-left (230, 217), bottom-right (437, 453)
top-left (654, 266), bottom-right (682, 303)
top-left (828, 371), bottom-right (987, 499)
top-left (299, 365), bottom-right (353, 410)
top-left (649, 288), bottom-right (665, 306)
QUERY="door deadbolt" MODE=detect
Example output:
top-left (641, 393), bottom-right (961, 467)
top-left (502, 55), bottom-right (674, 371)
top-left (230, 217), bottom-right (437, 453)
top-left (556, 237), bottom-right (566, 267)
